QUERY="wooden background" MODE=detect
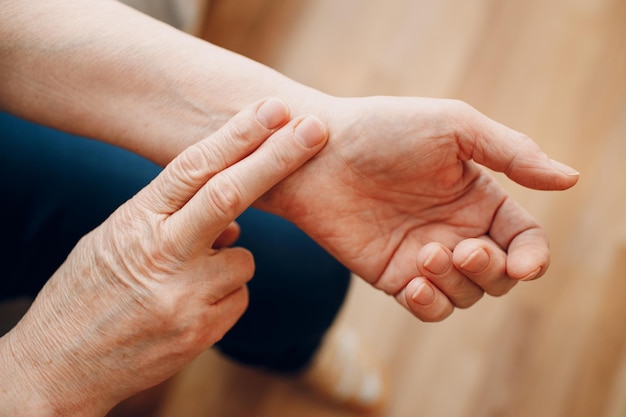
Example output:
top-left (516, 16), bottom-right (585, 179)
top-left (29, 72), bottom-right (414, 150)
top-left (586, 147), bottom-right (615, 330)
top-left (118, 0), bottom-right (626, 416)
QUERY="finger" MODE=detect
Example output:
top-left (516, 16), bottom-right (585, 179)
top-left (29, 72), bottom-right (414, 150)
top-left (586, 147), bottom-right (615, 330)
top-left (489, 197), bottom-right (550, 281)
top-left (396, 277), bottom-right (455, 322)
top-left (198, 247), bottom-right (255, 304)
top-left (142, 97), bottom-right (291, 215)
top-left (171, 114), bottom-right (328, 245)
top-left (201, 285), bottom-right (250, 347)
top-left (507, 228), bottom-right (550, 281)
top-left (417, 242), bottom-right (484, 308)
top-left (450, 101), bottom-right (579, 190)
top-left (452, 237), bottom-right (517, 296)
top-left (213, 221), bottom-right (240, 249)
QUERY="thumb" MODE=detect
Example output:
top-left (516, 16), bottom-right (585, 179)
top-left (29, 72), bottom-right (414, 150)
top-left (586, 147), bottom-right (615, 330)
top-left (454, 102), bottom-right (580, 190)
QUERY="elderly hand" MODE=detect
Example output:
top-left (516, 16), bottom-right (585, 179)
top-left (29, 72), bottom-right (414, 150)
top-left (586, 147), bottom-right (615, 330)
top-left (0, 98), bottom-right (328, 417)
top-left (259, 96), bottom-right (579, 322)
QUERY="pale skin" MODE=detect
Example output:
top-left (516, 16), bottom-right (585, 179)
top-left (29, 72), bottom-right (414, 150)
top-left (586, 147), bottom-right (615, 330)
top-left (0, 98), bottom-right (329, 416)
top-left (0, 0), bottom-right (579, 415)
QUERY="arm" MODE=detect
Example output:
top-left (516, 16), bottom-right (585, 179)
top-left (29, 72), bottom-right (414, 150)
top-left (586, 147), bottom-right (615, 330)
top-left (0, 98), bottom-right (327, 417)
top-left (0, 0), bottom-right (579, 322)
top-left (0, 0), bottom-right (326, 165)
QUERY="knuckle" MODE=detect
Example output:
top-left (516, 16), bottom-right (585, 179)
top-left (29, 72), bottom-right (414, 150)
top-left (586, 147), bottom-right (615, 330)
top-left (175, 146), bottom-right (211, 184)
top-left (177, 144), bottom-right (209, 175)
top-left (223, 114), bottom-right (260, 146)
top-left (159, 156), bottom-right (209, 205)
top-left (218, 248), bottom-right (255, 284)
top-left (171, 142), bottom-right (221, 186)
top-left (266, 141), bottom-right (297, 173)
top-left (205, 175), bottom-right (244, 218)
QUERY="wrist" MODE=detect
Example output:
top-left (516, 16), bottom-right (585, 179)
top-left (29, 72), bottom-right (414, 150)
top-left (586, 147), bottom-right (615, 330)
top-left (0, 330), bottom-right (81, 417)
top-left (0, 333), bottom-right (48, 417)
top-left (0, 306), bottom-right (112, 417)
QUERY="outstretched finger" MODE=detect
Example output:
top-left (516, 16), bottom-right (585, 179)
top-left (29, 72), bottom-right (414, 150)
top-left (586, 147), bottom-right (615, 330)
top-left (450, 101), bottom-right (579, 190)
top-left (396, 277), bottom-right (455, 322)
top-left (141, 97), bottom-right (291, 215)
top-left (170, 113), bottom-right (328, 246)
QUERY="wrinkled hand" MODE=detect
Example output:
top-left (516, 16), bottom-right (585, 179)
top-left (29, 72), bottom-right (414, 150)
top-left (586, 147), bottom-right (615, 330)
top-left (260, 96), bottom-right (579, 322)
top-left (0, 98), bottom-right (328, 416)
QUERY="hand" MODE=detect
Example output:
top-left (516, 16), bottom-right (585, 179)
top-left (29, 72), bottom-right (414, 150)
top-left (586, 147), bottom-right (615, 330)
top-left (259, 96), bottom-right (579, 322)
top-left (0, 98), bottom-right (328, 417)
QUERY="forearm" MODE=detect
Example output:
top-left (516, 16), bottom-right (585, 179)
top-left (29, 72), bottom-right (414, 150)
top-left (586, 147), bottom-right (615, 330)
top-left (0, 274), bottom-right (128, 417)
top-left (0, 334), bottom-right (47, 417)
top-left (0, 321), bottom-right (105, 417)
top-left (0, 0), bottom-right (329, 166)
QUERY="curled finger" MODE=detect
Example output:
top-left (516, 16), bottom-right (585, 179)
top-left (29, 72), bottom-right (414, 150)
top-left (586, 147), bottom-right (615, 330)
top-left (396, 277), bottom-right (455, 322)
top-left (417, 242), bottom-right (484, 308)
top-left (139, 97), bottom-right (291, 216)
top-left (171, 114), bottom-right (328, 246)
top-left (489, 197), bottom-right (550, 281)
top-left (452, 237), bottom-right (516, 296)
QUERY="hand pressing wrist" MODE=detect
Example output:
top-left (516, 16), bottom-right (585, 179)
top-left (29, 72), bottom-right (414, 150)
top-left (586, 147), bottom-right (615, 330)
top-left (0, 98), bottom-right (327, 416)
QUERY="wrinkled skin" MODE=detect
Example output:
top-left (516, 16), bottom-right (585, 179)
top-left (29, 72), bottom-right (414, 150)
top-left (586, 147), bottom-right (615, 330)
top-left (260, 96), bottom-right (579, 321)
top-left (0, 99), bottom-right (329, 416)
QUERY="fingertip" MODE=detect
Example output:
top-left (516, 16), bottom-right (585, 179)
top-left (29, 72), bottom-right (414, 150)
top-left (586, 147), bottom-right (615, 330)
top-left (549, 158), bottom-right (580, 189)
top-left (517, 267), bottom-right (543, 282)
top-left (420, 243), bottom-right (452, 276)
top-left (256, 97), bottom-right (290, 129)
top-left (549, 159), bottom-right (580, 177)
top-left (507, 252), bottom-right (549, 282)
top-left (294, 115), bottom-right (328, 148)
top-left (404, 278), bottom-right (454, 322)
top-left (455, 245), bottom-right (490, 274)
top-left (409, 278), bottom-right (436, 306)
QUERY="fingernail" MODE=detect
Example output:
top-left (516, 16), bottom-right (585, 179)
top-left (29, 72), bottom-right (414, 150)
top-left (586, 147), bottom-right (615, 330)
top-left (294, 116), bottom-right (327, 148)
top-left (459, 248), bottom-right (490, 273)
top-left (549, 159), bottom-right (580, 177)
top-left (423, 245), bottom-right (450, 275)
top-left (411, 281), bottom-right (436, 306)
top-left (256, 98), bottom-right (289, 129)
top-left (519, 267), bottom-right (542, 281)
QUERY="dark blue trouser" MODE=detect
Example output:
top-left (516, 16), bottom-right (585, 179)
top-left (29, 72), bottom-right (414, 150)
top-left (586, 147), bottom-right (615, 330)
top-left (0, 112), bottom-right (351, 372)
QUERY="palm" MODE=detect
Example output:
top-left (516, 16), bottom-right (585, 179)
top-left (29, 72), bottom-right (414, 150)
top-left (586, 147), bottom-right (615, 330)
top-left (258, 96), bottom-right (578, 317)
top-left (264, 98), bottom-right (500, 291)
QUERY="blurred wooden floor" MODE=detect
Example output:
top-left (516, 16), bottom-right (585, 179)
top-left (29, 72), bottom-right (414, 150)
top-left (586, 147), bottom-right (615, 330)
top-left (130, 0), bottom-right (626, 416)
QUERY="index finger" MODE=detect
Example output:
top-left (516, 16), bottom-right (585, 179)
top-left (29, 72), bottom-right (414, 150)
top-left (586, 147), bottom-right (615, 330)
top-left (168, 111), bottom-right (328, 246)
top-left (140, 97), bottom-right (291, 215)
